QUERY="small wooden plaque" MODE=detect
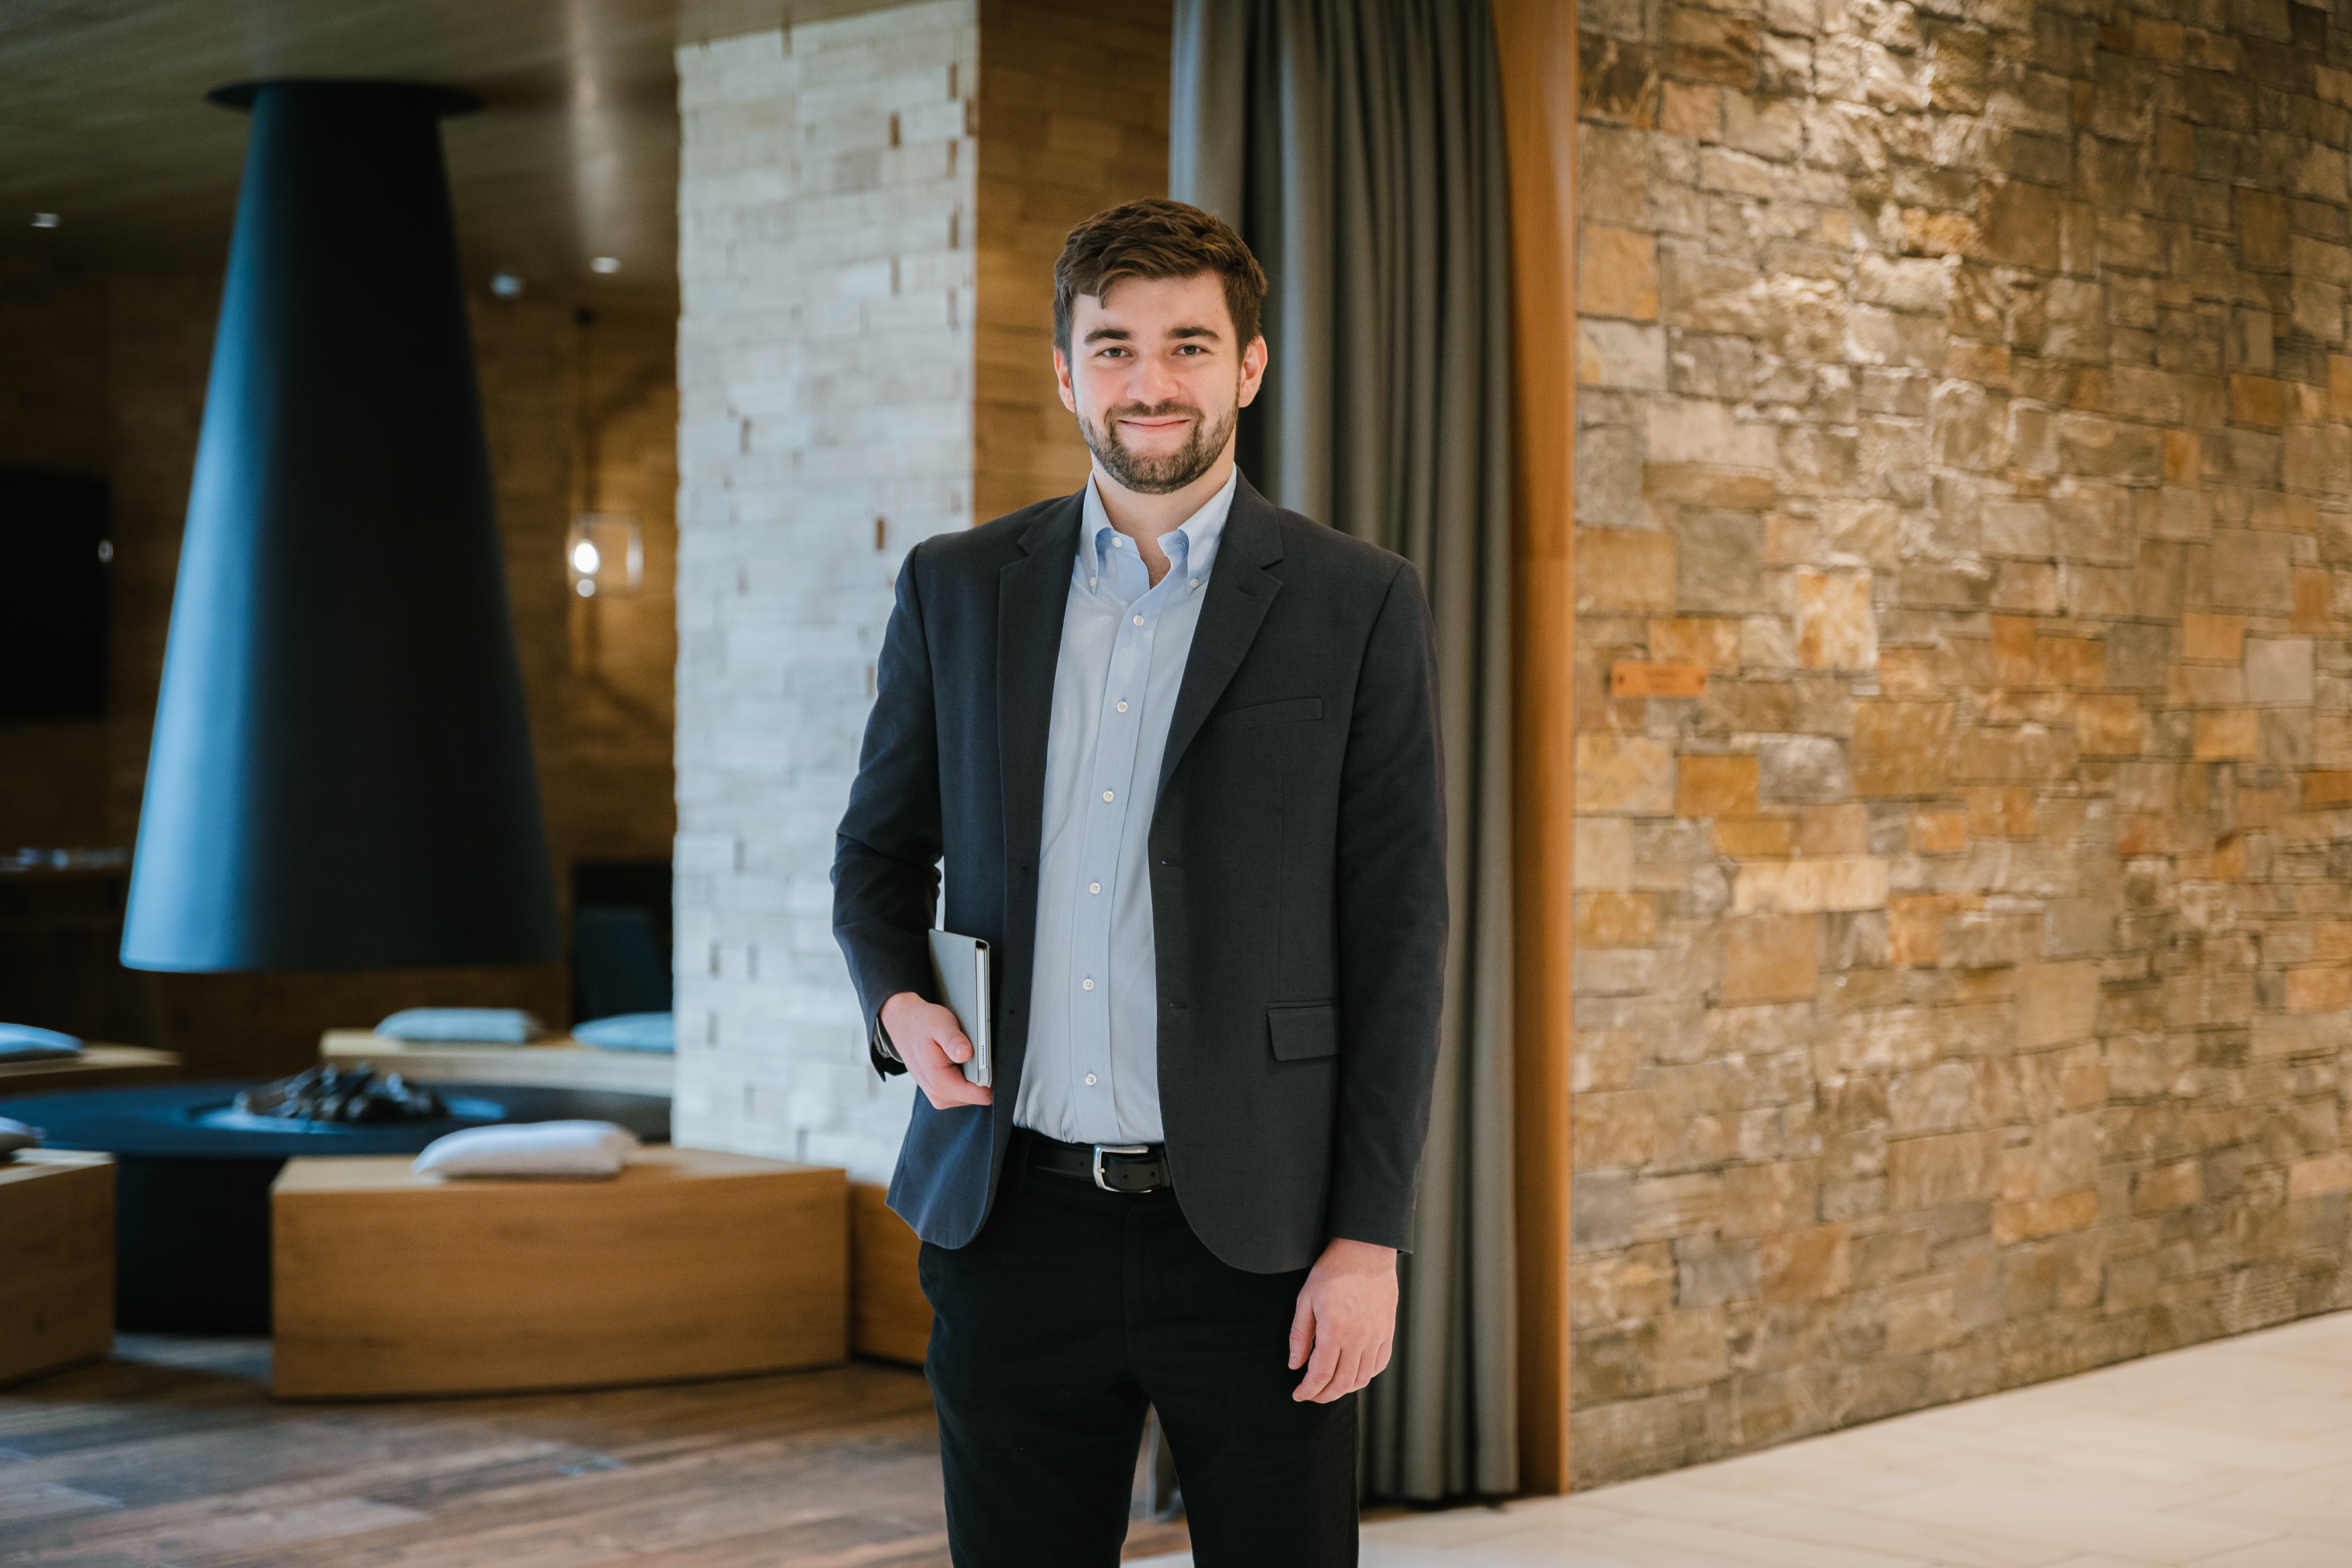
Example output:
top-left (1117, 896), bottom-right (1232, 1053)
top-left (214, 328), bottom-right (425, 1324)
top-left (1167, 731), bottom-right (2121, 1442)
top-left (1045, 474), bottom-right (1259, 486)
top-left (1611, 660), bottom-right (1708, 698)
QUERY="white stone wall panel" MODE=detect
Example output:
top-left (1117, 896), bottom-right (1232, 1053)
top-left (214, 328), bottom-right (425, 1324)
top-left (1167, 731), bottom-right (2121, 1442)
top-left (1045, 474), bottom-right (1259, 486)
top-left (674, 1), bottom-right (977, 1182)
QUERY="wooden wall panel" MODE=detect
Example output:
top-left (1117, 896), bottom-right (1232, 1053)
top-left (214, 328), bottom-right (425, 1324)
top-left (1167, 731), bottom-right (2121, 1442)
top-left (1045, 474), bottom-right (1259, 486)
top-left (972, 0), bottom-right (1173, 525)
top-left (561, 304), bottom-right (680, 867)
top-left (1492, 0), bottom-right (1578, 1498)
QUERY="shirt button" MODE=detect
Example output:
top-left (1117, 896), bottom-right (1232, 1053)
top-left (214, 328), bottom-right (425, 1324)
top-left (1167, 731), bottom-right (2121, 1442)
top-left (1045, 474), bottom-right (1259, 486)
top-left (1189, 577), bottom-right (1198, 588)
top-left (1089, 576), bottom-right (1097, 587)
top-left (1089, 881), bottom-right (1102, 894)
top-left (1085, 1073), bottom-right (1098, 1086)
top-left (1114, 536), bottom-right (1127, 548)
top-left (1117, 701), bottom-right (1128, 712)
top-left (1133, 614), bottom-right (1144, 625)
top-left (1102, 790), bottom-right (1114, 802)
top-left (1082, 978), bottom-right (1096, 991)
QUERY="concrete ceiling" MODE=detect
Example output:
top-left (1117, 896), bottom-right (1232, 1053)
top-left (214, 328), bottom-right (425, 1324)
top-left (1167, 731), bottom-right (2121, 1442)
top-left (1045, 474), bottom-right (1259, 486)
top-left (0, 0), bottom-right (893, 307)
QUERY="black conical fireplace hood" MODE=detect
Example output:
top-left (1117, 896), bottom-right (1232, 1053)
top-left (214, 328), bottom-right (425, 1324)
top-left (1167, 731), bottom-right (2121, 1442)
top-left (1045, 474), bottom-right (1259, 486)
top-left (121, 80), bottom-right (559, 972)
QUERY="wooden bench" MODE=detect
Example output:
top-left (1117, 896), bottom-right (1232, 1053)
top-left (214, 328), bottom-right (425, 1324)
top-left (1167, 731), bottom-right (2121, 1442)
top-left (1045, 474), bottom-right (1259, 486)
top-left (0, 1045), bottom-right (180, 1100)
top-left (851, 1181), bottom-right (929, 1365)
top-left (317, 1030), bottom-right (672, 1096)
top-left (0, 1150), bottom-right (114, 1387)
top-left (271, 1146), bottom-right (845, 1399)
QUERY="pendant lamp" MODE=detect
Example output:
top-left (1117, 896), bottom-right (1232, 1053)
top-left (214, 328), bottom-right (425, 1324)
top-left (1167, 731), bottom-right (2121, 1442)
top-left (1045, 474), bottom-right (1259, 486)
top-left (120, 80), bottom-right (559, 972)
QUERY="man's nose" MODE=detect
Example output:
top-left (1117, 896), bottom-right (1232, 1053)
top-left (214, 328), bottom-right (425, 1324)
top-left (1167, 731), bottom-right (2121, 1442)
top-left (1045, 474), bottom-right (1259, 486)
top-left (1129, 356), bottom-right (1182, 405)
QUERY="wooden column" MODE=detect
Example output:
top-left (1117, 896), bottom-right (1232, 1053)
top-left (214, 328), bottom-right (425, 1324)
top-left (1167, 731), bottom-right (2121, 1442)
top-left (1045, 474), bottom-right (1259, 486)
top-left (1492, 0), bottom-right (1577, 1497)
top-left (974, 0), bottom-right (1175, 521)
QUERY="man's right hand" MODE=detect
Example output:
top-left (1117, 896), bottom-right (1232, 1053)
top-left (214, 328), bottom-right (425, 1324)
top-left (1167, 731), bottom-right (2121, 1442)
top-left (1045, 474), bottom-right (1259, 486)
top-left (881, 992), bottom-right (993, 1110)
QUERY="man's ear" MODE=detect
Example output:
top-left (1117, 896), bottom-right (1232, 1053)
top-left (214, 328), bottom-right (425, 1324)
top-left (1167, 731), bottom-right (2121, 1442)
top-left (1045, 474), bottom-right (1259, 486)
top-left (1237, 334), bottom-right (1268, 409)
top-left (1054, 345), bottom-right (1078, 415)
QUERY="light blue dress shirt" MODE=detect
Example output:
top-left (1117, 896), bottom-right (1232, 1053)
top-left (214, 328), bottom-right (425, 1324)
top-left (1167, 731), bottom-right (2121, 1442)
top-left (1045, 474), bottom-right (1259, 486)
top-left (1014, 469), bottom-right (1239, 1146)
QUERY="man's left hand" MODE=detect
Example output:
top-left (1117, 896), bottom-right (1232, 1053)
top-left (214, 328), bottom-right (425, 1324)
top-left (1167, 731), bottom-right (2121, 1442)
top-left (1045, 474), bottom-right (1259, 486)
top-left (1287, 1237), bottom-right (1398, 1403)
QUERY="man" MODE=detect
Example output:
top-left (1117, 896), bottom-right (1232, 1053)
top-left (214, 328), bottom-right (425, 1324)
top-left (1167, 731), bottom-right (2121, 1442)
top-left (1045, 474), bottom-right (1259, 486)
top-left (833, 198), bottom-right (1446, 1565)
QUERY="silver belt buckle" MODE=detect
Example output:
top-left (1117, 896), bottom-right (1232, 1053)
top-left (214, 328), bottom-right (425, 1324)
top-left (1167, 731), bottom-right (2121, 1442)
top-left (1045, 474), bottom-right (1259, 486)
top-left (1092, 1143), bottom-right (1150, 1191)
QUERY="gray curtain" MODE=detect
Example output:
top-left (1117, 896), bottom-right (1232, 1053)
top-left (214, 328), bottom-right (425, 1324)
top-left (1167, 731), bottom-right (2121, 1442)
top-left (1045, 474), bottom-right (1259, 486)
top-left (1172, 0), bottom-right (1517, 1501)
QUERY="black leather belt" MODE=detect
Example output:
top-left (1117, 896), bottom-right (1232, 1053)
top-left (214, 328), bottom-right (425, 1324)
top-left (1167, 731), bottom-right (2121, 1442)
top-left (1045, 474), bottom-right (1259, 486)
top-left (1023, 1131), bottom-right (1171, 1194)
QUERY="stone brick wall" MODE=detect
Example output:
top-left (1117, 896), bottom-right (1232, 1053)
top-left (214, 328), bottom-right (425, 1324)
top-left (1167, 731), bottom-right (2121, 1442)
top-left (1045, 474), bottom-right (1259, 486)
top-left (672, 3), bottom-right (979, 1173)
top-left (1573, 0), bottom-right (2352, 1484)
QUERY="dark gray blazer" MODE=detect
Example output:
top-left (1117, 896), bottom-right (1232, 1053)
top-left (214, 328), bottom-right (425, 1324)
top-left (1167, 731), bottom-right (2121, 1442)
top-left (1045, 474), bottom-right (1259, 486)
top-left (832, 476), bottom-right (1446, 1274)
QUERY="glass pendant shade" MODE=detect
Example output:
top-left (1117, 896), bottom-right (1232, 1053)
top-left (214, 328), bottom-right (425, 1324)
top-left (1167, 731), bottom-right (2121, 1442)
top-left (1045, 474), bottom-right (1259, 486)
top-left (120, 80), bottom-right (560, 972)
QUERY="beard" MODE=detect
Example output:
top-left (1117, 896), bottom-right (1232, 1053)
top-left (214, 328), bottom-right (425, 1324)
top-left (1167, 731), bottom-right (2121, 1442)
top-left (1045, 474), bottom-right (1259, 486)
top-left (1078, 392), bottom-right (1238, 496)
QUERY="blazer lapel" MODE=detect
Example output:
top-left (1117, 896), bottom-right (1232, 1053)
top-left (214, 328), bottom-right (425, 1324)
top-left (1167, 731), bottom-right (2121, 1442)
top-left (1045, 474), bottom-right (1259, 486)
top-left (1158, 477), bottom-right (1286, 793)
top-left (998, 493), bottom-right (1083, 1001)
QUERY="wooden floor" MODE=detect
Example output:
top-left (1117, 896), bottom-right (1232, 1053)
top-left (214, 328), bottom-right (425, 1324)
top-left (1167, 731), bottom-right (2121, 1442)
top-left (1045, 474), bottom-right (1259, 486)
top-left (0, 1336), bottom-right (1194, 1566)
top-left (1139, 1308), bottom-right (2352, 1568)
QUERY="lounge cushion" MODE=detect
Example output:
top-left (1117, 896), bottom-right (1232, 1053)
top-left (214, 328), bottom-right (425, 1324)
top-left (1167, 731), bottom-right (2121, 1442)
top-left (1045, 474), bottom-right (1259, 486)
top-left (0, 1116), bottom-right (42, 1159)
top-left (0, 1023), bottom-right (82, 1063)
top-left (412, 1120), bottom-right (638, 1179)
top-left (572, 1012), bottom-right (675, 1054)
top-left (375, 1008), bottom-right (546, 1044)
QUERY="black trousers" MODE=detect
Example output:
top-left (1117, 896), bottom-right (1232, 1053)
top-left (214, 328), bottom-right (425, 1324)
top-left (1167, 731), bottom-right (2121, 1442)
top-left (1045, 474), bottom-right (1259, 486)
top-left (919, 1136), bottom-right (1357, 1566)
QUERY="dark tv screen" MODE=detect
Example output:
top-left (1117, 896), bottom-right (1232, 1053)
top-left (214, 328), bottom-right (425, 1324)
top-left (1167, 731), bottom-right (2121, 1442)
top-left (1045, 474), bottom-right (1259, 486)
top-left (0, 466), bottom-right (109, 720)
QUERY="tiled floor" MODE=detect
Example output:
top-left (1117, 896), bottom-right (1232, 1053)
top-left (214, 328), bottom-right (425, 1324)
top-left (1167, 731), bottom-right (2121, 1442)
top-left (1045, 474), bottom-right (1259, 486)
top-left (1137, 1308), bottom-right (2352, 1568)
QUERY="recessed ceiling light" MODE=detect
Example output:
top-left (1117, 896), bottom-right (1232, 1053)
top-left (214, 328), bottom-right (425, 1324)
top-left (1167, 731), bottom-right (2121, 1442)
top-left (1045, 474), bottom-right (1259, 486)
top-left (31, 212), bottom-right (60, 228)
top-left (490, 271), bottom-right (524, 299)
top-left (589, 256), bottom-right (621, 274)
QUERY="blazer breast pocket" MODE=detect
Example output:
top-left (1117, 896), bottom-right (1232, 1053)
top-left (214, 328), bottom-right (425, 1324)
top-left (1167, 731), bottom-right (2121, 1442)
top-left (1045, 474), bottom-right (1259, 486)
top-left (1210, 696), bottom-right (1324, 733)
top-left (1266, 1001), bottom-right (1339, 1060)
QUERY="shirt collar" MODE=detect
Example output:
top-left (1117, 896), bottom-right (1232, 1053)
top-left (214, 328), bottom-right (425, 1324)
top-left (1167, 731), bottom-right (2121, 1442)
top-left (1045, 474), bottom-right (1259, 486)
top-left (1081, 467), bottom-right (1240, 585)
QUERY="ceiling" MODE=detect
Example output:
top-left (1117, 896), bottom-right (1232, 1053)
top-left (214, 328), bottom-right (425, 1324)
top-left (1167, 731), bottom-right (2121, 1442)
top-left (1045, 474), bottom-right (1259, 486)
top-left (0, 0), bottom-right (881, 307)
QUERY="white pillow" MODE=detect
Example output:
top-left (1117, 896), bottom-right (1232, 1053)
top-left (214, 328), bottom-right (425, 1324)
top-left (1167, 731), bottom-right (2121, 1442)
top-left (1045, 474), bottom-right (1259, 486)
top-left (411, 1120), bottom-right (638, 1179)
top-left (376, 1008), bottom-right (547, 1044)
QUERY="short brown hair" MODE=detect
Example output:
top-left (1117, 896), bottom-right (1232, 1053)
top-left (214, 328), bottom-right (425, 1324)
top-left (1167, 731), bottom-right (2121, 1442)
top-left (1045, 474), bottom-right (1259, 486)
top-left (1053, 198), bottom-right (1268, 357)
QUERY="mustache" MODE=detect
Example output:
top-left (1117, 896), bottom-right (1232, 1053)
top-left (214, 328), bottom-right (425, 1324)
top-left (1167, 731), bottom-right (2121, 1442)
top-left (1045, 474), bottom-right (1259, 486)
top-left (1107, 401), bottom-right (1203, 422)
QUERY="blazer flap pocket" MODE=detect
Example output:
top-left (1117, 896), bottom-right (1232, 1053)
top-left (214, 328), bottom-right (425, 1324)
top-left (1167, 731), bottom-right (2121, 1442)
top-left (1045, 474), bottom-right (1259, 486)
top-left (1213, 696), bottom-right (1324, 732)
top-left (1267, 1002), bottom-right (1339, 1061)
